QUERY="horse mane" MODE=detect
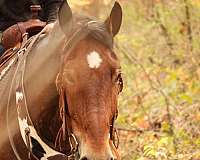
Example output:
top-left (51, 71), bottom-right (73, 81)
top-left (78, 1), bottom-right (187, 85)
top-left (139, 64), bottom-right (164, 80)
top-left (86, 21), bottom-right (113, 49)
top-left (73, 14), bottom-right (114, 49)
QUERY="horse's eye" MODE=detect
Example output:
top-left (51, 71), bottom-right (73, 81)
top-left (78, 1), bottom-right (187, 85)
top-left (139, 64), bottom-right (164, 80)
top-left (115, 72), bottom-right (123, 93)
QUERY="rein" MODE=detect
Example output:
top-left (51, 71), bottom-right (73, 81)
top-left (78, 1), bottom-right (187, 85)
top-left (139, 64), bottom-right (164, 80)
top-left (55, 87), bottom-right (78, 158)
top-left (6, 33), bottom-right (43, 160)
top-left (6, 31), bottom-right (69, 160)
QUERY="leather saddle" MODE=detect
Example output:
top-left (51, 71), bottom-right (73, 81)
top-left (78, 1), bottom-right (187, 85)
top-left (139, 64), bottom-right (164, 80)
top-left (2, 5), bottom-right (46, 50)
top-left (2, 19), bottom-right (46, 50)
top-left (0, 5), bottom-right (46, 68)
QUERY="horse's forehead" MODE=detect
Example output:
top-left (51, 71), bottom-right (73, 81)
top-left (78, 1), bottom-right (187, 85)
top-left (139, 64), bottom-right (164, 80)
top-left (64, 38), bottom-right (119, 72)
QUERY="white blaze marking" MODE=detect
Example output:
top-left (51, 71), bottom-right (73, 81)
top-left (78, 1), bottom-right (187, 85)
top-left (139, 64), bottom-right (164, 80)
top-left (18, 117), bottom-right (63, 158)
top-left (87, 51), bottom-right (102, 69)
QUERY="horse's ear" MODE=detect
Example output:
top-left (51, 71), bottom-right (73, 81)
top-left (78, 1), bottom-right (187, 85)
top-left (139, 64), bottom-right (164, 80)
top-left (58, 0), bottom-right (73, 35)
top-left (105, 1), bottom-right (122, 37)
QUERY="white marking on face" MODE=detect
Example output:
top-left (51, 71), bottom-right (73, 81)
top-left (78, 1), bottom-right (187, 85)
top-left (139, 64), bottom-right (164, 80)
top-left (87, 51), bottom-right (103, 69)
top-left (18, 116), bottom-right (63, 158)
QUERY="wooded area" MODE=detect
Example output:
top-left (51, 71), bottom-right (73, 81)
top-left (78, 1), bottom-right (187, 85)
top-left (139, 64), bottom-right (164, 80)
top-left (71, 0), bottom-right (200, 159)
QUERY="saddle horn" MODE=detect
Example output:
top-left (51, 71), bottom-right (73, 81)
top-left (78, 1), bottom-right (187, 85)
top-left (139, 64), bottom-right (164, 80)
top-left (58, 0), bottom-right (73, 35)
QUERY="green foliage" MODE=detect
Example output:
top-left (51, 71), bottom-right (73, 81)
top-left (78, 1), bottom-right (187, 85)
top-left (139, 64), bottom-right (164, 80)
top-left (115, 0), bottom-right (200, 159)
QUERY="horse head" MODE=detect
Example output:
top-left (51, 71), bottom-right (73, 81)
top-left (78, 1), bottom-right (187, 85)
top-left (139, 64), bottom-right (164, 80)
top-left (56, 1), bottom-right (123, 159)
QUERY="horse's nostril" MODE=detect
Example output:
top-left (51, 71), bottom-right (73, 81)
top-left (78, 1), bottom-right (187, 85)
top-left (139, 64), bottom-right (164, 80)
top-left (110, 157), bottom-right (117, 160)
top-left (80, 156), bottom-right (88, 160)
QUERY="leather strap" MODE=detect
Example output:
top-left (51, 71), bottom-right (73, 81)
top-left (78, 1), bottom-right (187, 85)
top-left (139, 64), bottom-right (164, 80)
top-left (7, 33), bottom-right (43, 160)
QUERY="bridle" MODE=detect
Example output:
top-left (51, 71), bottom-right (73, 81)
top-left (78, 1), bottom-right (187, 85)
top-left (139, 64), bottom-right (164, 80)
top-left (55, 21), bottom-right (124, 158)
top-left (55, 86), bottom-right (79, 158)
top-left (110, 111), bottom-right (120, 149)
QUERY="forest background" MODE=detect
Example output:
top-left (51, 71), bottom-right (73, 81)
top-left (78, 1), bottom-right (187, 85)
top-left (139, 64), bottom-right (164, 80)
top-left (69, 0), bottom-right (200, 159)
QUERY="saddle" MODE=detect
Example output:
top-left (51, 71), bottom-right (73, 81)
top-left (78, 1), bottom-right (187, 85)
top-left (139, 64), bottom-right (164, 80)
top-left (2, 20), bottom-right (46, 50)
top-left (0, 5), bottom-right (46, 68)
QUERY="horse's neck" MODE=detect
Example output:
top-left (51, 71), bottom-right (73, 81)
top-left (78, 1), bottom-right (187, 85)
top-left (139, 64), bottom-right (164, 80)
top-left (23, 22), bottom-right (65, 119)
top-left (25, 21), bottom-right (64, 86)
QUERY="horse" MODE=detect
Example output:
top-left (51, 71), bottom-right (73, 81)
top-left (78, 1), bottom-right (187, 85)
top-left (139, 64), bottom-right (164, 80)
top-left (0, 1), bottom-right (123, 160)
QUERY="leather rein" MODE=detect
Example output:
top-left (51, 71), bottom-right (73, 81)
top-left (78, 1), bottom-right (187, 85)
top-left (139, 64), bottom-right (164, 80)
top-left (6, 32), bottom-right (44, 160)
